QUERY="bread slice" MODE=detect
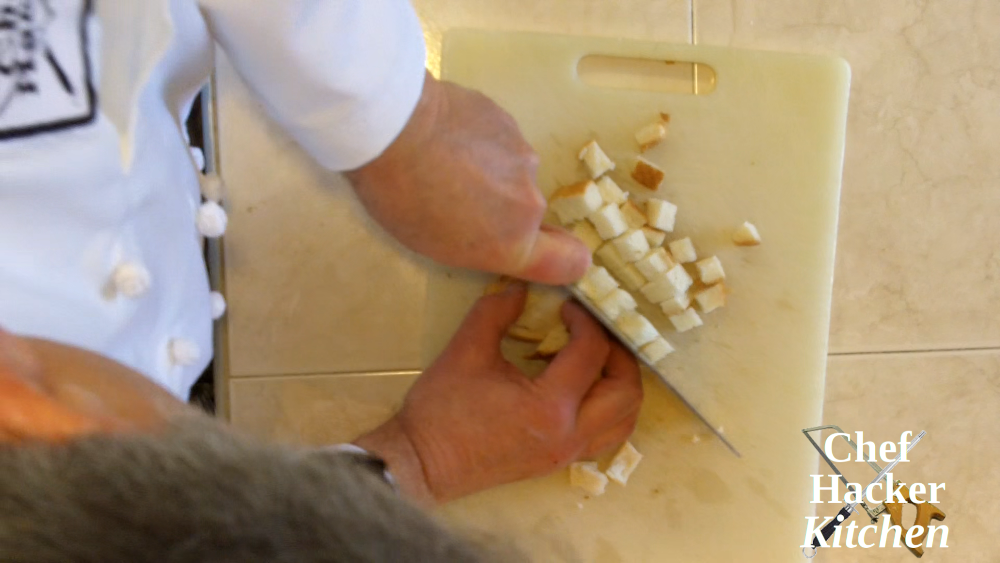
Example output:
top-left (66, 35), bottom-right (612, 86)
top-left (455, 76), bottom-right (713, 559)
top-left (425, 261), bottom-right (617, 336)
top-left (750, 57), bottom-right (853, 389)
top-left (587, 203), bottom-right (629, 240)
top-left (509, 284), bottom-right (567, 342)
top-left (596, 176), bottom-right (628, 205)
top-left (695, 255), bottom-right (726, 285)
top-left (549, 180), bottom-right (603, 224)
top-left (631, 157), bottom-right (665, 191)
top-left (533, 324), bottom-right (570, 357)
top-left (578, 140), bottom-right (616, 179)
top-left (733, 221), bottom-right (762, 246)
top-left (668, 237), bottom-right (697, 263)
top-left (570, 461), bottom-right (609, 496)
top-left (605, 441), bottom-right (643, 486)
top-left (645, 198), bottom-right (677, 232)
top-left (619, 200), bottom-right (648, 229)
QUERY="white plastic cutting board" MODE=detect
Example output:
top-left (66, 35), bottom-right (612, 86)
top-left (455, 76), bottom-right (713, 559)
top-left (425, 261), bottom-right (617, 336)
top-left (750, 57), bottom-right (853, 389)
top-left (424, 31), bottom-right (850, 561)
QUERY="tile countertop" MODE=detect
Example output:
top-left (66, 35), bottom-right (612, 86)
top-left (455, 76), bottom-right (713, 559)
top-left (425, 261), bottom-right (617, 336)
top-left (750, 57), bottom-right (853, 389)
top-left (216, 1), bottom-right (999, 561)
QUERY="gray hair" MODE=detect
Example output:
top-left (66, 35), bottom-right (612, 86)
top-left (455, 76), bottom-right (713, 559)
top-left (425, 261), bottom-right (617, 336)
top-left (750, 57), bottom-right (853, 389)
top-left (0, 416), bottom-right (519, 563)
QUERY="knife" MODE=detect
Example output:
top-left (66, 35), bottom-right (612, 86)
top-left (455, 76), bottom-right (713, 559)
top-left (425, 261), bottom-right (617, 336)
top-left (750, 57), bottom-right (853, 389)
top-left (566, 285), bottom-right (740, 457)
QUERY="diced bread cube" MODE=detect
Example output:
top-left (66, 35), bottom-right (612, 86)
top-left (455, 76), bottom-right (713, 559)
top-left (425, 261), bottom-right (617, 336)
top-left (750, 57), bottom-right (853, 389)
top-left (570, 462), bottom-right (609, 496)
top-left (611, 229), bottom-right (650, 262)
top-left (578, 140), bottom-right (616, 179)
top-left (640, 337), bottom-right (675, 363)
top-left (645, 199), bottom-right (677, 232)
top-left (605, 442), bottom-right (643, 486)
top-left (696, 256), bottom-right (726, 285)
top-left (596, 176), bottom-right (628, 205)
top-left (596, 243), bottom-right (628, 272)
top-left (659, 292), bottom-right (690, 316)
top-left (615, 311), bottom-right (659, 347)
top-left (619, 201), bottom-right (648, 229)
top-left (550, 180), bottom-right (603, 224)
top-left (635, 247), bottom-right (675, 280)
top-left (587, 204), bottom-right (629, 240)
top-left (694, 283), bottom-right (726, 313)
top-left (571, 221), bottom-right (604, 252)
top-left (668, 237), bottom-right (697, 263)
top-left (669, 308), bottom-right (703, 332)
top-left (641, 226), bottom-right (667, 247)
top-left (534, 324), bottom-right (570, 357)
top-left (640, 265), bottom-right (693, 303)
top-left (631, 157), bottom-right (664, 191)
top-left (733, 221), bottom-right (762, 246)
top-left (576, 266), bottom-right (619, 301)
top-left (635, 120), bottom-right (668, 151)
top-left (616, 264), bottom-right (648, 292)
top-left (596, 288), bottom-right (637, 321)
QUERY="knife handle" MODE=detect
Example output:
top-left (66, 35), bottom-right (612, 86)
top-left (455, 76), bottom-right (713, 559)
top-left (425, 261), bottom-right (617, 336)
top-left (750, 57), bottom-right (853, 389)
top-left (811, 506), bottom-right (853, 548)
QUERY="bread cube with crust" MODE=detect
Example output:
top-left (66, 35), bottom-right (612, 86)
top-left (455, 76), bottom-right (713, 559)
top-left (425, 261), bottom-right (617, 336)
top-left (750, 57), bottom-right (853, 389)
top-left (641, 226), bottom-right (667, 247)
top-left (696, 256), bottom-right (726, 285)
top-left (645, 198), bottom-right (678, 232)
top-left (659, 292), bottom-right (691, 316)
top-left (615, 311), bottom-right (659, 347)
top-left (733, 221), bottom-right (762, 246)
top-left (549, 180), bottom-right (603, 224)
top-left (635, 120), bottom-right (668, 152)
top-left (578, 140), bottom-right (616, 179)
top-left (587, 203), bottom-right (629, 240)
top-left (596, 176), bottom-right (628, 205)
top-left (694, 283), bottom-right (726, 313)
top-left (631, 157), bottom-right (664, 190)
top-left (635, 247), bottom-right (676, 280)
top-left (571, 221), bottom-right (603, 252)
top-left (669, 308), bottom-right (703, 332)
top-left (570, 462), bottom-right (609, 496)
top-left (668, 237), bottom-right (697, 263)
top-left (619, 200), bottom-right (648, 229)
top-left (611, 229), bottom-right (650, 263)
top-left (576, 266), bottom-right (619, 302)
top-left (596, 288), bottom-right (638, 321)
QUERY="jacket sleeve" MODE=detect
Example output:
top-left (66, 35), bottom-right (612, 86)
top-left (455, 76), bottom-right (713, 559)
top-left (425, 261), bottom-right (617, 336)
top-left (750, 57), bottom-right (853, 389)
top-left (198, 0), bottom-right (427, 171)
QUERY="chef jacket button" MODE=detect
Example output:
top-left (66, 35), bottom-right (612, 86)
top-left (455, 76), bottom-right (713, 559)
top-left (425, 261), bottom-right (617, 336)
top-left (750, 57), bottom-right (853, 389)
top-left (200, 174), bottom-right (224, 203)
top-left (190, 146), bottom-right (206, 172)
top-left (112, 261), bottom-right (151, 298)
top-left (210, 291), bottom-right (227, 320)
top-left (196, 201), bottom-right (228, 238)
top-left (168, 338), bottom-right (200, 367)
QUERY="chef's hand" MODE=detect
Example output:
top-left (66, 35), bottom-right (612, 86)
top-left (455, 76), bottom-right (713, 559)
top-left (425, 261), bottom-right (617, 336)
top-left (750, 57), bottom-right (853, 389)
top-left (346, 72), bottom-right (591, 286)
top-left (354, 284), bottom-right (643, 505)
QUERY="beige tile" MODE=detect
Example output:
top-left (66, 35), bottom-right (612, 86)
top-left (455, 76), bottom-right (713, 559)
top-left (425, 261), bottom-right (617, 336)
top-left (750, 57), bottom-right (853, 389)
top-left (695, 0), bottom-right (1000, 353)
top-left (820, 351), bottom-right (999, 562)
top-left (228, 373), bottom-right (417, 446)
top-left (215, 54), bottom-right (430, 377)
top-left (413, 0), bottom-right (693, 78)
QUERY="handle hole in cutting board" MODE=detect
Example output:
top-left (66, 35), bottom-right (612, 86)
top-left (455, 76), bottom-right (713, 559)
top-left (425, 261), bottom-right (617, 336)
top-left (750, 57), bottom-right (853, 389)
top-left (577, 55), bottom-right (716, 95)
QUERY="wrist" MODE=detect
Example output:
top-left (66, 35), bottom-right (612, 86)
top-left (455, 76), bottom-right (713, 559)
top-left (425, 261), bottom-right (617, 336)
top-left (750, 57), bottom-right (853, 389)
top-left (353, 416), bottom-right (435, 506)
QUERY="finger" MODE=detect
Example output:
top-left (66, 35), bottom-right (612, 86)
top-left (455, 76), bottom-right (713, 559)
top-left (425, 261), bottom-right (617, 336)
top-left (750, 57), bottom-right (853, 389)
top-left (580, 412), bottom-right (641, 460)
top-left (577, 342), bottom-right (644, 436)
top-left (537, 301), bottom-right (610, 402)
top-left (0, 378), bottom-right (109, 443)
top-left (511, 224), bottom-right (592, 285)
top-left (449, 282), bottom-right (528, 352)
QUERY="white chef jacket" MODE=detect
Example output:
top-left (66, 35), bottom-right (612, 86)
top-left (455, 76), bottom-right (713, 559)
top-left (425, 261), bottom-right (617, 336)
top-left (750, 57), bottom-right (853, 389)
top-left (0, 1), bottom-right (426, 398)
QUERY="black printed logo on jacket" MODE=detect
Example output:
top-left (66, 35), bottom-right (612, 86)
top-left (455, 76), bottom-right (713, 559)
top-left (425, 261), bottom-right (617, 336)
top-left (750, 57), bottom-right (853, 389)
top-left (0, 0), bottom-right (96, 140)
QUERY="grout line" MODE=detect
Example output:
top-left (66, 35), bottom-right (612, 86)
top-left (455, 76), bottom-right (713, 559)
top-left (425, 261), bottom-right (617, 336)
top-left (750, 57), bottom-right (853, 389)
top-left (829, 346), bottom-right (1000, 358)
top-left (230, 370), bottom-right (423, 382)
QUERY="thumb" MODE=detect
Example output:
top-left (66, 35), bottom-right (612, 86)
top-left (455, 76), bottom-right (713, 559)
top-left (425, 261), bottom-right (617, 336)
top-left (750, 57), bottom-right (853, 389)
top-left (512, 225), bottom-right (592, 285)
top-left (452, 282), bottom-right (529, 350)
